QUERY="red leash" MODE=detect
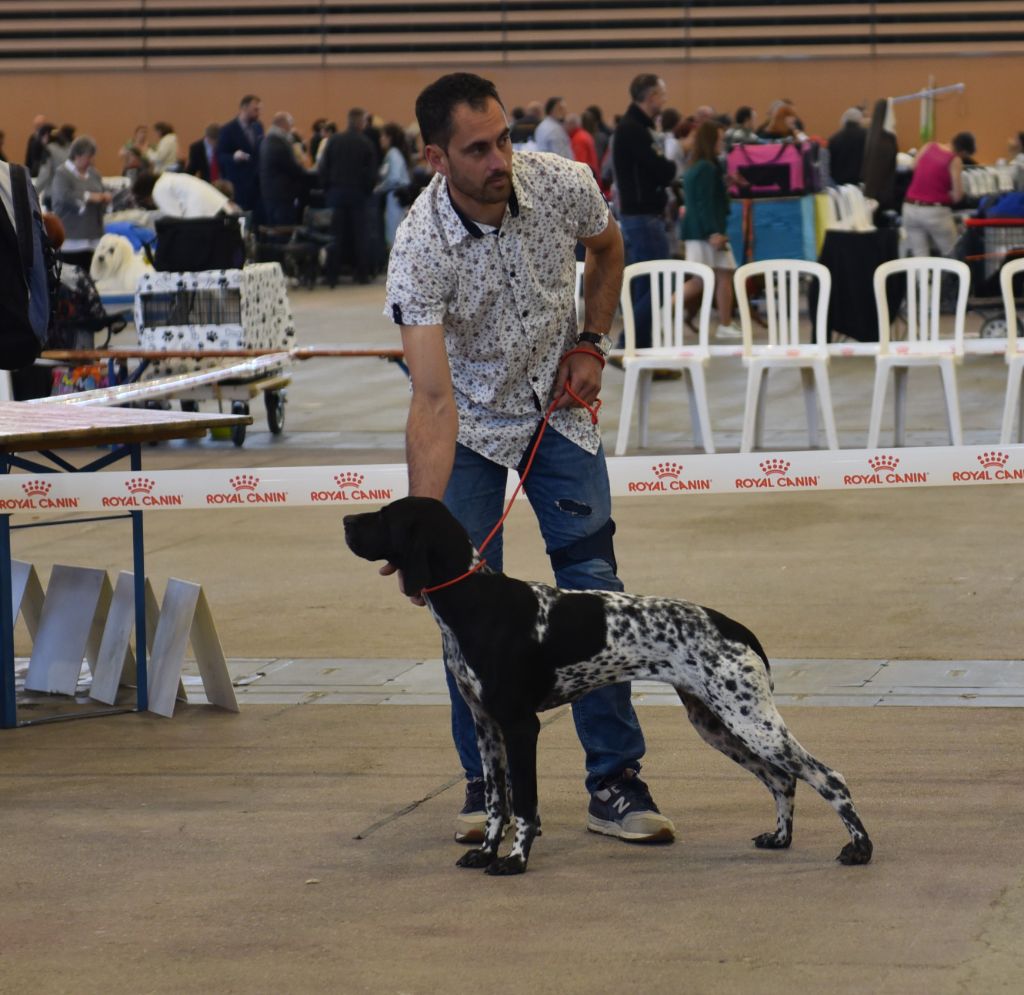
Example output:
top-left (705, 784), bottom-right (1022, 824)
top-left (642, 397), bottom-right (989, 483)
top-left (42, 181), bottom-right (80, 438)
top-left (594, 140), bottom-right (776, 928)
top-left (421, 348), bottom-right (604, 596)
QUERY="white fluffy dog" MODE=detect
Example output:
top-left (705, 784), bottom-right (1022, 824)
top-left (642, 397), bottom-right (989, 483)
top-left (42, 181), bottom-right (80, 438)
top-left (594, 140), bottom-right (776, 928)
top-left (90, 233), bottom-right (150, 295)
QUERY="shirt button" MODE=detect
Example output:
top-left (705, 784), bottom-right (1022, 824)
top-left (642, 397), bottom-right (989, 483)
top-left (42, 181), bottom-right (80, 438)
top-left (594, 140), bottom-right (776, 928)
top-left (523, 311), bottom-right (529, 318)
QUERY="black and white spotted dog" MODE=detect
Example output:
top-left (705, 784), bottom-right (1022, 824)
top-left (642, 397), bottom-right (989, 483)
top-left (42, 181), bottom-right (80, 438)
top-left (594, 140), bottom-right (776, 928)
top-left (344, 497), bottom-right (873, 876)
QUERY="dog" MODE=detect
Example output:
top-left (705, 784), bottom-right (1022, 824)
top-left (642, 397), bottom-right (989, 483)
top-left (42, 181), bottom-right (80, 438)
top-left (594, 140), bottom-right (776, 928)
top-left (89, 233), bottom-right (149, 296)
top-left (344, 497), bottom-right (873, 876)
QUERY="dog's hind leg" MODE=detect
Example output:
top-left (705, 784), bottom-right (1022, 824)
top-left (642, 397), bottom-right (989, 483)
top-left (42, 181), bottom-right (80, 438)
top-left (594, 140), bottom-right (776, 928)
top-left (456, 714), bottom-right (511, 870)
top-left (699, 669), bottom-right (873, 865)
top-left (486, 713), bottom-right (542, 876)
top-left (677, 691), bottom-right (797, 850)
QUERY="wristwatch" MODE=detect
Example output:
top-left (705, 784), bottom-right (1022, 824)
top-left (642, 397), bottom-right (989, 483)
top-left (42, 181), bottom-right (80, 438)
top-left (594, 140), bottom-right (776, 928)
top-left (576, 331), bottom-right (613, 357)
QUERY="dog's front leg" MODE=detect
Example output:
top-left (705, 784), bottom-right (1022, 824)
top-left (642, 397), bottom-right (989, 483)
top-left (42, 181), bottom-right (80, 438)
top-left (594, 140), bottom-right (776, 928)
top-left (456, 715), bottom-right (510, 870)
top-left (486, 714), bottom-right (541, 876)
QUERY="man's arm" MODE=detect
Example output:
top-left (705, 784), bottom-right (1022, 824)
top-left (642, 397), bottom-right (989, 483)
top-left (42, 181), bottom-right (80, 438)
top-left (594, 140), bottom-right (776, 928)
top-left (552, 214), bottom-right (624, 410)
top-left (401, 323), bottom-right (458, 499)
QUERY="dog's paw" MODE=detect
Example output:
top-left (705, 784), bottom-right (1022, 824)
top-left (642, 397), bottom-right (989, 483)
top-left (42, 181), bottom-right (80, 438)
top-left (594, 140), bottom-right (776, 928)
top-left (485, 854), bottom-right (527, 876)
top-left (836, 838), bottom-right (873, 866)
top-left (752, 830), bottom-right (792, 850)
top-left (456, 847), bottom-right (496, 870)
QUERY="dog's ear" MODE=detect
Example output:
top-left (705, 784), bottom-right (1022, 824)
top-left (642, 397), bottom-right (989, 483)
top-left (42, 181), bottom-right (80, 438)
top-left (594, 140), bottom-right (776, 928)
top-left (398, 528), bottom-right (433, 597)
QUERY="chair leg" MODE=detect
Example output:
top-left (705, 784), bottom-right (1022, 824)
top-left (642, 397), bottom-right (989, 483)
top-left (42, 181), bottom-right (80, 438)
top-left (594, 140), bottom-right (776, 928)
top-left (754, 369), bottom-right (769, 450)
top-left (938, 359), bottom-right (962, 446)
top-left (614, 365), bottom-right (640, 455)
top-left (800, 367), bottom-right (819, 448)
top-left (638, 370), bottom-right (653, 448)
top-left (686, 366), bottom-right (716, 454)
top-left (741, 365), bottom-right (765, 453)
top-left (893, 367), bottom-right (908, 447)
top-left (867, 360), bottom-right (890, 449)
top-left (812, 363), bottom-right (839, 450)
top-left (999, 361), bottom-right (1023, 444)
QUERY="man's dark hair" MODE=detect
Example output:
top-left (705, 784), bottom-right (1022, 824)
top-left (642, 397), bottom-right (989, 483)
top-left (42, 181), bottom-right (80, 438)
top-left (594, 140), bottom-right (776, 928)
top-left (239, 94), bottom-right (259, 109)
top-left (629, 74), bottom-right (661, 104)
top-left (348, 107), bottom-right (366, 128)
top-left (544, 96), bottom-right (563, 117)
top-left (132, 172), bottom-right (158, 206)
top-left (415, 72), bottom-right (503, 149)
top-left (952, 131), bottom-right (976, 156)
top-left (735, 105), bottom-right (753, 126)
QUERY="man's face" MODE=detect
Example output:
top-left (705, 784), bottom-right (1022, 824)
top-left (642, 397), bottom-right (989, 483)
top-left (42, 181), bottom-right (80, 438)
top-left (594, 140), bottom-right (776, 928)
top-left (552, 100), bottom-right (567, 122)
top-left (641, 81), bottom-right (667, 119)
top-left (426, 97), bottom-right (513, 207)
top-left (243, 100), bottom-right (261, 124)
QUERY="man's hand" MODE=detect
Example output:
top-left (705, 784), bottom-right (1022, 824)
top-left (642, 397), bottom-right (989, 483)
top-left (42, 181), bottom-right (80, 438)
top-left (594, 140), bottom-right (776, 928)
top-left (379, 561), bottom-right (426, 607)
top-left (552, 347), bottom-right (604, 411)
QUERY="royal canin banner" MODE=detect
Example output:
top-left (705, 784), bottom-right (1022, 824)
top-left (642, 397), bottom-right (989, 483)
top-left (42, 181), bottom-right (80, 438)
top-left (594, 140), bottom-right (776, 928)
top-left (1, 446), bottom-right (1023, 514)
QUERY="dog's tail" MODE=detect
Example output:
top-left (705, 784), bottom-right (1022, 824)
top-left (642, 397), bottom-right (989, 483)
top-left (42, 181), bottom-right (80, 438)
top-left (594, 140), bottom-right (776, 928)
top-left (699, 606), bottom-right (771, 676)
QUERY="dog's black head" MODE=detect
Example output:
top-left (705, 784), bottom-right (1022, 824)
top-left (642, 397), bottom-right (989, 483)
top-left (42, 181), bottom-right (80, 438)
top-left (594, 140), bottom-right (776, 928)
top-left (343, 497), bottom-right (475, 596)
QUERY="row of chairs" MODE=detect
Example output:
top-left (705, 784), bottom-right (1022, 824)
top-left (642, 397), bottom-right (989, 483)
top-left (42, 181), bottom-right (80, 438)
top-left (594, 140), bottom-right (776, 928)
top-left (607, 256), bottom-right (1024, 454)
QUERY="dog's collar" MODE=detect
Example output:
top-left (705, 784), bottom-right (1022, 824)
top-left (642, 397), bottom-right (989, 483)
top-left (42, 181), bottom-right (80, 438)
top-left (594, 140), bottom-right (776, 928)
top-left (420, 556), bottom-right (488, 596)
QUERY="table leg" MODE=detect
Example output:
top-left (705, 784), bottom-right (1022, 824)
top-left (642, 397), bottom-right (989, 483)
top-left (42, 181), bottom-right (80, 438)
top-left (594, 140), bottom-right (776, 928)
top-left (130, 444), bottom-right (148, 713)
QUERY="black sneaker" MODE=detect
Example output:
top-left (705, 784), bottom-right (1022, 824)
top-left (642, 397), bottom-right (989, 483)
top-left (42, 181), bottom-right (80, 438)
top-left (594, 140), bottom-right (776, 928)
top-left (587, 769), bottom-right (675, 843)
top-left (454, 778), bottom-right (486, 844)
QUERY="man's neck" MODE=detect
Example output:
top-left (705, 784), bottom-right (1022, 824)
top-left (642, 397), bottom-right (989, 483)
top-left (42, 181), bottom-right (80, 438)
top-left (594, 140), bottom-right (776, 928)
top-left (446, 181), bottom-right (507, 229)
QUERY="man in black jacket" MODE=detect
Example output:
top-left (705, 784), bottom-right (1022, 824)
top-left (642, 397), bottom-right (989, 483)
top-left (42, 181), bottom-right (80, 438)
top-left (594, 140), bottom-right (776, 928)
top-left (828, 107), bottom-right (868, 187)
top-left (612, 74), bottom-right (676, 348)
top-left (216, 95), bottom-right (264, 215)
top-left (318, 107), bottom-right (377, 285)
top-left (260, 112), bottom-right (309, 225)
top-left (186, 124), bottom-right (221, 183)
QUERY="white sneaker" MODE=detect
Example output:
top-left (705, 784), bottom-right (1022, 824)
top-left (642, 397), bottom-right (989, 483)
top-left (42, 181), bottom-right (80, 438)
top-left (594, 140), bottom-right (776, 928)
top-left (716, 322), bottom-right (743, 340)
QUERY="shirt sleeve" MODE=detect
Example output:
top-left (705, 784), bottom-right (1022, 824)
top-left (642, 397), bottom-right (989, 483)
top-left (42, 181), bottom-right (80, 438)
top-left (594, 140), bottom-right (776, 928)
top-left (563, 157), bottom-right (609, 240)
top-left (382, 215), bottom-right (453, 327)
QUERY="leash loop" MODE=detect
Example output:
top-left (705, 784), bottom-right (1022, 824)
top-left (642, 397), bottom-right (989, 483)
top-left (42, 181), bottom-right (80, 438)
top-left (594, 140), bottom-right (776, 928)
top-left (419, 347), bottom-right (604, 596)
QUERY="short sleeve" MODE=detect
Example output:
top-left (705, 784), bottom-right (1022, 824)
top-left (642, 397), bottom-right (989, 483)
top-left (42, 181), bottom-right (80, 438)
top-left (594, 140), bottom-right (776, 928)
top-left (382, 213), bottom-right (453, 327)
top-left (567, 158), bottom-right (610, 241)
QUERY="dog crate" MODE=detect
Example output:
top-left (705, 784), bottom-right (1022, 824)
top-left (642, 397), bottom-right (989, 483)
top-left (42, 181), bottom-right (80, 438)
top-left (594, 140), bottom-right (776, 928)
top-left (134, 262), bottom-right (296, 376)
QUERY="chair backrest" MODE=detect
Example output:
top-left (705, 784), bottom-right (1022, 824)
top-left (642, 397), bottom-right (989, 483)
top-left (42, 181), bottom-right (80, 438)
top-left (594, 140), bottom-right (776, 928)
top-left (574, 260), bottom-right (585, 328)
top-left (873, 257), bottom-right (970, 355)
top-left (1000, 256), bottom-right (1024, 358)
top-left (733, 259), bottom-right (831, 355)
top-left (620, 259), bottom-right (715, 355)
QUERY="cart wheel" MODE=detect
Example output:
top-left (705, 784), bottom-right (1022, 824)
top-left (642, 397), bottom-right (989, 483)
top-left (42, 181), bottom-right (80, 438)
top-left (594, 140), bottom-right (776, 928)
top-left (231, 400), bottom-right (249, 448)
top-left (180, 400), bottom-right (199, 413)
top-left (980, 316), bottom-right (1007, 339)
top-left (265, 390), bottom-right (285, 435)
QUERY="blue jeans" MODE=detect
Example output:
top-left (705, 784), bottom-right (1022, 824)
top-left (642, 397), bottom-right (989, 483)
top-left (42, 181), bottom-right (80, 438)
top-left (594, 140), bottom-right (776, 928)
top-left (619, 213), bottom-right (670, 349)
top-left (442, 429), bottom-right (646, 794)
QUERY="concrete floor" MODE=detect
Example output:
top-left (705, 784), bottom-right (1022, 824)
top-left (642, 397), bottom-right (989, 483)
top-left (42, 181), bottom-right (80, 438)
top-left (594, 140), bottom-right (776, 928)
top-left (3, 277), bottom-right (1023, 993)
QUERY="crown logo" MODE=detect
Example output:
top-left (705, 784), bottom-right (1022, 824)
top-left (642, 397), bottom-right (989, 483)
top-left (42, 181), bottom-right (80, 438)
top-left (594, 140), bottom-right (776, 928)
top-left (760, 459), bottom-right (791, 476)
top-left (230, 474), bottom-right (260, 492)
top-left (652, 462), bottom-right (683, 480)
top-left (334, 472), bottom-right (365, 489)
top-left (126, 477), bottom-right (155, 495)
top-left (978, 451), bottom-right (1009, 469)
top-left (21, 480), bottom-right (52, 497)
top-left (868, 455), bottom-right (899, 472)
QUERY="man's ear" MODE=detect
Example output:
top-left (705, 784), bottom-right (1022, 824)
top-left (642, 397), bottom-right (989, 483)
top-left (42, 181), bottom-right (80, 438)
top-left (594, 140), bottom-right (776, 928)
top-left (423, 143), bottom-right (448, 179)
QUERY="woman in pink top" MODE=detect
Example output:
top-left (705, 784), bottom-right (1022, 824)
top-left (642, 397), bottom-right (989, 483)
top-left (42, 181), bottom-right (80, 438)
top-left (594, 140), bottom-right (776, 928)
top-left (902, 131), bottom-right (975, 256)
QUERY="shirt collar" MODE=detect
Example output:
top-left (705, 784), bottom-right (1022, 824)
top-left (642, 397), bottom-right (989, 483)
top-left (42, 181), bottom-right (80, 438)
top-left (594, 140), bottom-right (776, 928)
top-left (436, 156), bottom-right (530, 246)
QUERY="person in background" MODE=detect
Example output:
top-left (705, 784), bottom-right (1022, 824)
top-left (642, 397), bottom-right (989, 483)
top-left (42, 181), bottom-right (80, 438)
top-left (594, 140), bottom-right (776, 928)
top-left (49, 135), bottom-right (110, 270)
top-left (34, 124), bottom-right (74, 207)
top-left (533, 97), bottom-right (573, 159)
top-left (119, 124), bottom-right (148, 174)
top-left (259, 111), bottom-right (309, 225)
top-left (566, 112), bottom-right (599, 181)
top-left (680, 120), bottom-right (741, 339)
top-left (902, 131), bottom-right (976, 257)
top-left (827, 107), bottom-right (868, 186)
top-left (509, 100), bottom-right (542, 146)
top-left (186, 124), bottom-right (221, 182)
top-left (724, 106), bottom-right (761, 151)
top-left (132, 170), bottom-right (234, 218)
top-left (612, 73), bottom-right (677, 348)
top-left (758, 102), bottom-right (799, 140)
top-left (1006, 132), bottom-right (1024, 190)
top-left (216, 94), bottom-right (264, 214)
top-left (373, 122), bottom-right (412, 250)
top-left (24, 114), bottom-right (49, 177)
top-left (308, 118), bottom-right (328, 162)
top-left (146, 121), bottom-right (179, 173)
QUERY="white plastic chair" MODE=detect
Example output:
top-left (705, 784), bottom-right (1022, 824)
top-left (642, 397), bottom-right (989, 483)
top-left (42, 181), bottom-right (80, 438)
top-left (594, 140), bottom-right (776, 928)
top-left (867, 257), bottom-right (970, 448)
top-left (614, 260), bottom-right (716, 454)
top-left (733, 259), bottom-right (838, 452)
top-left (999, 257), bottom-right (1024, 443)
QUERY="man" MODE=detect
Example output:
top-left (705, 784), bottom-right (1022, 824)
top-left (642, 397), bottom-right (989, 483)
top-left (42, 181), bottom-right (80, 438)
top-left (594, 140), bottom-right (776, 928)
top-left (533, 96), bottom-right (573, 159)
top-left (132, 170), bottom-right (234, 218)
top-left (612, 74), bottom-right (677, 349)
top-left (317, 107), bottom-right (377, 285)
top-left (259, 111), bottom-right (309, 225)
top-left (724, 106), bottom-right (761, 152)
top-left (566, 112), bottom-right (599, 181)
top-left (216, 95), bottom-right (264, 213)
top-left (828, 107), bottom-right (868, 186)
top-left (23, 114), bottom-right (48, 177)
top-left (186, 124), bottom-right (221, 183)
top-left (383, 72), bottom-right (675, 847)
